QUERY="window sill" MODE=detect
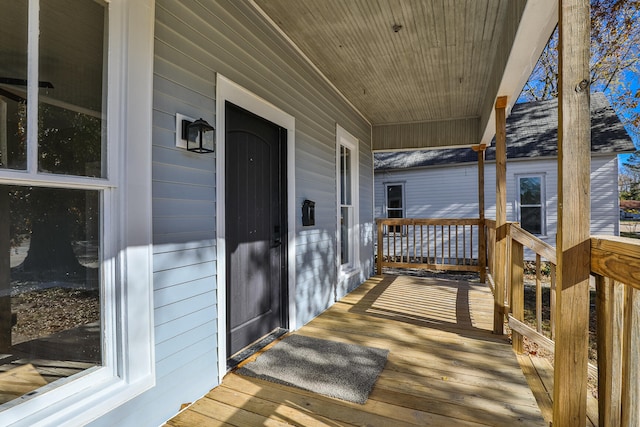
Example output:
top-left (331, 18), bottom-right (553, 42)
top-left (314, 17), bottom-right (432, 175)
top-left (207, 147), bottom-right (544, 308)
top-left (1, 369), bottom-right (155, 426)
top-left (340, 265), bottom-right (360, 279)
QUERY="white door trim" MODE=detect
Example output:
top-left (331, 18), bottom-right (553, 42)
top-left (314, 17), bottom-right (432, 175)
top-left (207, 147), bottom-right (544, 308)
top-left (215, 75), bottom-right (296, 383)
top-left (335, 124), bottom-right (360, 298)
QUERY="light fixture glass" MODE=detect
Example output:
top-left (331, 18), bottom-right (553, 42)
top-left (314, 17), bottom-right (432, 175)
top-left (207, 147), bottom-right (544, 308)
top-left (183, 118), bottom-right (215, 153)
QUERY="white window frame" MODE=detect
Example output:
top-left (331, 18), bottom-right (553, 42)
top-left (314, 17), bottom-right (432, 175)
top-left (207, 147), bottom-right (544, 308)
top-left (0, 1), bottom-right (155, 425)
top-left (516, 173), bottom-right (546, 236)
top-left (336, 125), bottom-right (359, 277)
top-left (384, 182), bottom-right (405, 234)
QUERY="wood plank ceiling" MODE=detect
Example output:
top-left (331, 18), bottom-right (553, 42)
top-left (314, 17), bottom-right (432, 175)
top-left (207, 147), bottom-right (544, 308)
top-left (253, 0), bottom-right (509, 127)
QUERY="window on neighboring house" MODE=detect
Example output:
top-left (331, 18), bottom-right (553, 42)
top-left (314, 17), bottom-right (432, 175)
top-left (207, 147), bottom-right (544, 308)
top-left (517, 175), bottom-right (545, 235)
top-left (0, 1), bottom-right (153, 424)
top-left (337, 126), bottom-right (359, 272)
top-left (385, 183), bottom-right (404, 233)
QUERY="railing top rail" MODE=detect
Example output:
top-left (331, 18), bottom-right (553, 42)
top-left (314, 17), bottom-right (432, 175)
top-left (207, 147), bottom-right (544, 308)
top-left (376, 218), bottom-right (481, 226)
top-left (508, 223), bottom-right (556, 264)
top-left (591, 235), bottom-right (640, 291)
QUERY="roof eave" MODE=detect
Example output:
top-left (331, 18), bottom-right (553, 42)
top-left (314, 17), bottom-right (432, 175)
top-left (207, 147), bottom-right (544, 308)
top-left (479, 0), bottom-right (559, 147)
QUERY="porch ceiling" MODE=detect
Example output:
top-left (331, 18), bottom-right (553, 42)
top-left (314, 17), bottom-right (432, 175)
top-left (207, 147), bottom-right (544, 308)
top-left (251, 0), bottom-right (558, 150)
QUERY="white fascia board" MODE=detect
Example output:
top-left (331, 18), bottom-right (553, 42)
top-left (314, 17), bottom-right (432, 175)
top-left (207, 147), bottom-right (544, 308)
top-left (480, 0), bottom-right (559, 147)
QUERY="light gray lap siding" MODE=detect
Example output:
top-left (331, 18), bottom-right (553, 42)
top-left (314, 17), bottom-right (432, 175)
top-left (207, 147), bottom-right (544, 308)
top-left (89, 1), bottom-right (372, 426)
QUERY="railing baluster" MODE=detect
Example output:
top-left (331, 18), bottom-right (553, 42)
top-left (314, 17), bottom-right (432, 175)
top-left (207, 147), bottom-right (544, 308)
top-left (427, 225), bottom-right (431, 264)
top-left (412, 223), bottom-right (416, 263)
top-left (386, 224), bottom-right (390, 266)
top-left (377, 220), bottom-right (383, 275)
top-left (596, 275), bottom-right (624, 427)
top-left (401, 225), bottom-right (405, 263)
top-left (469, 225), bottom-right (473, 266)
top-left (420, 225), bottom-right (423, 263)
top-left (463, 225), bottom-right (466, 265)
top-left (441, 225), bottom-right (444, 266)
top-left (621, 286), bottom-right (640, 426)
top-left (393, 226), bottom-right (397, 263)
top-left (455, 225), bottom-right (459, 265)
top-left (511, 239), bottom-right (524, 354)
top-left (536, 254), bottom-right (542, 333)
top-left (448, 226), bottom-right (452, 266)
top-left (405, 223), bottom-right (409, 263)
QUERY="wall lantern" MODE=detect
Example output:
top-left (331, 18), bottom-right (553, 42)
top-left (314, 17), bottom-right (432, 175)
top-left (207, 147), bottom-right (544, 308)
top-left (182, 117), bottom-right (215, 153)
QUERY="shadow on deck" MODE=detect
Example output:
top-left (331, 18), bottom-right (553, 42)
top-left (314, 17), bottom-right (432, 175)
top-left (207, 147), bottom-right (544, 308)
top-left (167, 274), bottom-right (548, 426)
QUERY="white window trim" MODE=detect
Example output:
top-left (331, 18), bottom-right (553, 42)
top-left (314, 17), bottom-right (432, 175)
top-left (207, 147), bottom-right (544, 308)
top-left (515, 173), bottom-right (547, 236)
top-left (384, 182), bottom-right (405, 234)
top-left (384, 182), bottom-right (405, 218)
top-left (215, 74), bottom-right (296, 384)
top-left (336, 125), bottom-right (360, 278)
top-left (0, 1), bottom-right (155, 425)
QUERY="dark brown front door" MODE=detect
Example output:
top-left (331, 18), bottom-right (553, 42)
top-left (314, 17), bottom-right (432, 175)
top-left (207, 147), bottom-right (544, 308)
top-left (225, 102), bottom-right (287, 356)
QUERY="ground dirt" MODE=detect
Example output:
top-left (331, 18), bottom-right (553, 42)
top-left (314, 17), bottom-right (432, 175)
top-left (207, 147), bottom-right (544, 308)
top-left (11, 287), bottom-right (99, 345)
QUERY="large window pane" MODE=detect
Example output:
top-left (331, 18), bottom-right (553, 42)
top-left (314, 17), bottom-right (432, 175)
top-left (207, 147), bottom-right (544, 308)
top-left (520, 177), bottom-right (541, 205)
top-left (341, 206), bottom-right (350, 265)
top-left (386, 185), bottom-right (403, 233)
top-left (0, 185), bottom-right (101, 405)
top-left (38, 1), bottom-right (107, 177)
top-left (340, 146), bottom-right (351, 205)
top-left (387, 185), bottom-right (403, 209)
top-left (0, 1), bottom-right (28, 170)
top-left (521, 206), bottom-right (542, 235)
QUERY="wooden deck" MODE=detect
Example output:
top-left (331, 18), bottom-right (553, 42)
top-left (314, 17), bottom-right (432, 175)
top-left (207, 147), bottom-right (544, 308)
top-left (167, 274), bottom-right (548, 426)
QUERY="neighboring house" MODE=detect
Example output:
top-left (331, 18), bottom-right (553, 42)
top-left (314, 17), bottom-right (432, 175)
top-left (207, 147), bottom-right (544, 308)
top-left (374, 93), bottom-right (635, 249)
top-left (0, 1), bottom-right (596, 426)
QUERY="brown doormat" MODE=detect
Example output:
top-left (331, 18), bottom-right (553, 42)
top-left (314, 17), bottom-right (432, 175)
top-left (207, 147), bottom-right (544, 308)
top-left (236, 334), bottom-right (389, 404)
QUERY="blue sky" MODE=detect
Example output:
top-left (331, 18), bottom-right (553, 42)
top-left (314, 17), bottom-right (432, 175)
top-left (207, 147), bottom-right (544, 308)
top-left (614, 69), bottom-right (639, 170)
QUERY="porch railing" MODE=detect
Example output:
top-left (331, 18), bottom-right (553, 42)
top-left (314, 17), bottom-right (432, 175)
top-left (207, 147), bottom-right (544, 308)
top-left (500, 223), bottom-right (558, 354)
top-left (591, 236), bottom-right (640, 426)
top-left (376, 218), bottom-right (639, 425)
top-left (494, 223), bottom-right (640, 426)
top-left (375, 218), bottom-right (483, 276)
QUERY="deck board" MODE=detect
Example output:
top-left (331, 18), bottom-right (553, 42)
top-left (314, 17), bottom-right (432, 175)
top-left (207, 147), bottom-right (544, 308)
top-left (525, 353), bottom-right (599, 427)
top-left (167, 274), bottom-right (548, 426)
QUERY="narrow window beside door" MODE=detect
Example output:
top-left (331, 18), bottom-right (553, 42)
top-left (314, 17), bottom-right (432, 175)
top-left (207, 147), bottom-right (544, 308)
top-left (337, 126), bottom-right (359, 273)
top-left (340, 145), bottom-right (352, 265)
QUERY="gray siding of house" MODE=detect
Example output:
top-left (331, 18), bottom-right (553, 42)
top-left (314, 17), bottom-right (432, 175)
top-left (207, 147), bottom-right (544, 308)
top-left (375, 156), bottom-right (619, 258)
top-left (89, 1), bottom-right (372, 426)
top-left (373, 117), bottom-right (479, 150)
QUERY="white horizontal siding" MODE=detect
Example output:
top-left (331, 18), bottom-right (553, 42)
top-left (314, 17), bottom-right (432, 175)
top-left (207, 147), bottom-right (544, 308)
top-left (375, 155), bottom-right (620, 260)
top-left (155, 331), bottom-right (217, 378)
top-left (88, 353), bottom-right (216, 427)
top-left (590, 157), bottom-right (619, 235)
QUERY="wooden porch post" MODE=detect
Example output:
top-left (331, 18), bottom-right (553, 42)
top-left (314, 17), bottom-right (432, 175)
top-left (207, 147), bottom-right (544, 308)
top-left (473, 144), bottom-right (487, 283)
top-left (553, 0), bottom-right (591, 425)
top-left (493, 96), bottom-right (507, 335)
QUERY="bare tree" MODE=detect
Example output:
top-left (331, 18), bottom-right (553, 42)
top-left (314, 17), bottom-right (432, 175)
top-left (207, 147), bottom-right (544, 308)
top-left (521, 0), bottom-right (639, 143)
